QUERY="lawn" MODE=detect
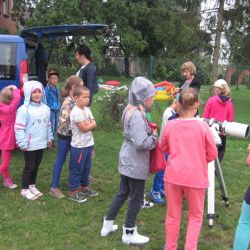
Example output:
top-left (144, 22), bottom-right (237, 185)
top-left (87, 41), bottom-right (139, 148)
top-left (0, 84), bottom-right (249, 250)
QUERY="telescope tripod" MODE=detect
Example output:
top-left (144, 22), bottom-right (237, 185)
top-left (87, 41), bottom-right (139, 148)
top-left (207, 158), bottom-right (229, 228)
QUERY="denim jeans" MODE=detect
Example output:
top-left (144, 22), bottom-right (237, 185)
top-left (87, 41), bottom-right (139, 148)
top-left (51, 138), bottom-right (71, 188)
top-left (152, 170), bottom-right (164, 192)
top-left (50, 110), bottom-right (59, 138)
top-left (152, 154), bottom-right (168, 192)
top-left (69, 145), bottom-right (93, 191)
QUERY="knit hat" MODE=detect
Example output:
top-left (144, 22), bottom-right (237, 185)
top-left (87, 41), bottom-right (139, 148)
top-left (213, 79), bottom-right (228, 88)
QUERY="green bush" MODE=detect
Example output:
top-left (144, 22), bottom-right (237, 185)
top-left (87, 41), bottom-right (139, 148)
top-left (97, 90), bottom-right (127, 130)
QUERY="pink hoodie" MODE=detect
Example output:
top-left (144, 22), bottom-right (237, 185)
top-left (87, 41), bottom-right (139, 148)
top-left (0, 89), bottom-right (21, 150)
top-left (203, 95), bottom-right (234, 122)
top-left (247, 153), bottom-right (250, 166)
top-left (161, 119), bottom-right (218, 188)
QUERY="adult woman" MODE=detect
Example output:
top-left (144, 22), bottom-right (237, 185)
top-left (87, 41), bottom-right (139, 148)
top-left (75, 45), bottom-right (98, 107)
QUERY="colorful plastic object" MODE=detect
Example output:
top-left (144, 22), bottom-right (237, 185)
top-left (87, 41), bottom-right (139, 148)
top-left (154, 81), bottom-right (175, 101)
top-left (105, 80), bottom-right (121, 86)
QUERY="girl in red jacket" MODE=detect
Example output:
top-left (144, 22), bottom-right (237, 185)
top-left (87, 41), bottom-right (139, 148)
top-left (0, 85), bottom-right (20, 188)
top-left (203, 79), bottom-right (234, 162)
top-left (161, 89), bottom-right (217, 250)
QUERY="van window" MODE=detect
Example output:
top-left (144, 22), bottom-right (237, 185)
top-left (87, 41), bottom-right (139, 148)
top-left (0, 43), bottom-right (16, 80)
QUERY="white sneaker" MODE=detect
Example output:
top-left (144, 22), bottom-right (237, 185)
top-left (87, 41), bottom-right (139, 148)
top-left (21, 189), bottom-right (39, 200)
top-left (141, 199), bottom-right (154, 209)
top-left (29, 185), bottom-right (43, 197)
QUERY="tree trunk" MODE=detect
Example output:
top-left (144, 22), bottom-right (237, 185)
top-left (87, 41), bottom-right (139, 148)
top-left (211, 0), bottom-right (224, 86)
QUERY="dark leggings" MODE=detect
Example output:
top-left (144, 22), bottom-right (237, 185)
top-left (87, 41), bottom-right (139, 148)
top-left (22, 149), bottom-right (43, 189)
top-left (106, 174), bottom-right (145, 228)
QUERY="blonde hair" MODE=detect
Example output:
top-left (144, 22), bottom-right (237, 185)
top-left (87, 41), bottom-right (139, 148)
top-left (72, 86), bottom-right (89, 97)
top-left (61, 75), bottom-right (83, 98)
top-left (0, 87), bottom-right (13, 104)
top-left (181, 61), bottom-right (196, 75)
top-left (179, 88), bottom-right (199, 110)
top-left (218, 84), bottom-right (231, 97)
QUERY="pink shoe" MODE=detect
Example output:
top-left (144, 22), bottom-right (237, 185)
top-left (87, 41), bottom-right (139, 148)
top-left (4, 178), bottom-right (17, 189)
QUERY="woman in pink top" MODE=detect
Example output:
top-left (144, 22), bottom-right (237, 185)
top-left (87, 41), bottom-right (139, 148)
top-left (0, 85), bottom-right (21, 189)
top-left (161, 89), bottom-right (217, 250)
top-left (203, 79), bottom-right (234, 162)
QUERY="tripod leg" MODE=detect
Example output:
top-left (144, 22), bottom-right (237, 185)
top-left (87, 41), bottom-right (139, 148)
top-left (215, 158), bottom-right (229, 206)
top-left (207, 161), bottom-right (215, 228)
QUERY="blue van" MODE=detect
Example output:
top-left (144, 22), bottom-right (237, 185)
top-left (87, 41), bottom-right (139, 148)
top-left (0, 24), bottom-right (108, 93)
top-left (0, 35), bottom-right (28, 95)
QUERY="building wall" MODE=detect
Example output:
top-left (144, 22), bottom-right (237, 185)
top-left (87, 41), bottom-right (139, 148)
top-left (0, 0), bottom-right (16, 34)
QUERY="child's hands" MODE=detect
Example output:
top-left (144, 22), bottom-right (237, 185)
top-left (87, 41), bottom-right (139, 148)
top-left (47, 141), bottom-right (53, 148)
top-left (171, 88), bottom-right (180, 97)
top-left (247, 144), bottom-right (250, 154)
top-left (7, 85), bottom-right (17, 90)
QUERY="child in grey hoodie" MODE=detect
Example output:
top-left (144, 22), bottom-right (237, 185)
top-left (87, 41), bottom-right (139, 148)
top-left (101, 77), bottom-right (158, 245)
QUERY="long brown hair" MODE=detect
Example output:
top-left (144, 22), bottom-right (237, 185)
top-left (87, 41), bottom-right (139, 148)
top-left (61, 75), bottom-right (83, 99)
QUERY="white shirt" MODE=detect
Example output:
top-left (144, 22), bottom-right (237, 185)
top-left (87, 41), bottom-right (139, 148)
top-left (160, 107), bottom-right (177, 139)
top-left (76, 65), bottom-right (85, 77)
top-left (70, 106), bottom-right (94, 148)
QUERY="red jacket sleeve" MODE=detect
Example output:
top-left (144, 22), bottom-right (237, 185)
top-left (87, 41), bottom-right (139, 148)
top-left (227, 102), bottom-right (234, 122)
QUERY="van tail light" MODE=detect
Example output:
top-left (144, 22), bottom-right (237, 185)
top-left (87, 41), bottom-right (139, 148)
top-left (20, 60), bottom-right (28, 97)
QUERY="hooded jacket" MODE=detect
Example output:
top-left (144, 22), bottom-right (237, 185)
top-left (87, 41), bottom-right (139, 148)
top-left (203, 95), bottom-right (234, 122)
top-left (118, 77), bottom-right (158, 180)
top-left (15, 81), bottom-right (53, 151)
top-left (0, 89), bottom-right (21, 150)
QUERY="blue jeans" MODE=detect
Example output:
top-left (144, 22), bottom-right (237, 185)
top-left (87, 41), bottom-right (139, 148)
top-left (152, 154), bottom-right (168, 192)
top-left (69, 145), bottom-right (93, 191)
top-left (51, 138), bottom-right (71, 188)
top-left (152, 170), bottom-right (164, 192)
top-left (233, 201), bottom-right (250, 250)
top-left (50, 110), bottom-right (59, 137)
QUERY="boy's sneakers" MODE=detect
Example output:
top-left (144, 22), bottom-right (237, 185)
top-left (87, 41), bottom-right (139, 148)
top-left (69, 191), bottom-right (87, 203)
top-left (3, 178), bottom-right (17, 189)
top-left (141, 198), bottom-right (154, 209)
top-left (49, 188), bottom-right (65, 199)
top-left (80, 186), bottom-right (98, 197)
top-left (29, 185), bottom-right (43, 197)
top-left (21, 189), bottom-right (39, 200)
top-left (147, 189), bottom-right (165, 204)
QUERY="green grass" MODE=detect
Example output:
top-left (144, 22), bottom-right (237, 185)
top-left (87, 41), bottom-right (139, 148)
top-left (0, 85), bottom-right (250, 250)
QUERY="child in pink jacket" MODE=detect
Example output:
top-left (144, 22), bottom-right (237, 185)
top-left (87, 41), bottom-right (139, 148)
top-left (161, 89), bottom-right (217, 250)
top-left (203, 79), bottom-right (234, 162)
top-left (0, 85), bottom-right (21, 188)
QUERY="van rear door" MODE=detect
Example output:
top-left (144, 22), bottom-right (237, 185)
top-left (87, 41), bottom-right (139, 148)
top-left (21, 24), bottom-right (108, 84)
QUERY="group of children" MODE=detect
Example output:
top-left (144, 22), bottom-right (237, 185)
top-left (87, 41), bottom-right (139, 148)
top-left (100, 62), bottom-right (249, 250)
top-left (0, 70), bottom-right (97, 202)
top-left (0, 60), bottom-right (249, 249)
